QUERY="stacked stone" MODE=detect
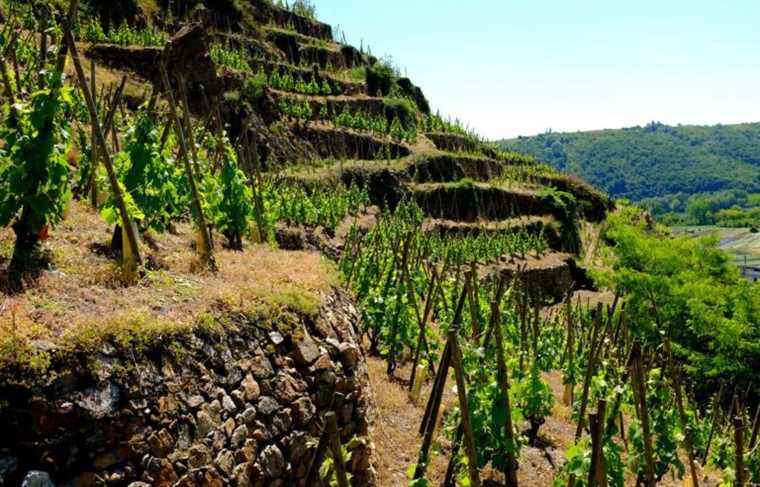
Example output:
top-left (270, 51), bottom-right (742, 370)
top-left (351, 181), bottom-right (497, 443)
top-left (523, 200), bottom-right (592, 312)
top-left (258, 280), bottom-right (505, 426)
top-left (1, 291), bottom-right (375, 486)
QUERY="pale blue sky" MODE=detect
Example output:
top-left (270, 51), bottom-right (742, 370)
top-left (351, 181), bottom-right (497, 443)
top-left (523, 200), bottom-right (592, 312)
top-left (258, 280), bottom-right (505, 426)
top-left (315, 1), bottom-right (760, 139)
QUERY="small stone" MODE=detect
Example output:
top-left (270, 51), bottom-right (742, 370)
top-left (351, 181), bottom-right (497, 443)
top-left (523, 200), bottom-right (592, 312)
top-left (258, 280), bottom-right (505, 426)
top-left (187, 445), bottom-right (211, 468)
top-left (76, 382), bottom-right (120, 419)
top-left (222, 394), bottom-right (237, 414)
top-left (292, 334), bottom-right (320, 365)
top-left (249, 354), bottom-right (274, 379)
top-left (231, 424), bottom-right (248, 448)
top-left (292, 397), bottom-right (316, 427)
top-left (240, 406), bottom-right (257, 425)
top-left (215, 449), bottom-right (235, 476)
top-left (269, 331), bottom-right (284, 345)
top-left (312, 353), bottom-right (334, 371)
top-left (272, 373), bottom-right (305, 403)
top-left (186, 395), bottom-right (205, 409)
top-left (240, 374), bottom-right (260, 402)
top-left (223, 417), bottom-right (236, 438)
top-left (230, 389), bottom-right (245, 407)
top-left (259, 444), bottom-right (285, 478)
top-left (211, 429), bottom-right (226, 451)
top-left (21, 471), bottom-right (53, 487)
top-left (257, 396), bottom-right (279, 416)
top-left (242, 439), bottom-right (258, 461)
top-left (339, 342), bottom-right (360, 370)
top-left (233, 462), bottom-right (253, 486)
top-left (147, 428), bottom-right (174, 457)
top-left (196, 410), bottom-right (215, 438)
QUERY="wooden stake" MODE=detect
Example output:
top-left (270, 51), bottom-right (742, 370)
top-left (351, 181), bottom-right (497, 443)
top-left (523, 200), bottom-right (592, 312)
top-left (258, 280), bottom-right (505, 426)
top-left (664, 338), bottom-right (700, 487)
top-left (158, 61), bottom-right (215, 269)
top-left (409, 267), bottom-right (438, 392)
top-left (588, 400), bottom-right (607, 487)
top-left (735, 416), bottom-right (747, 487)
top-left (449, 327), bottom-right (481, 487)
top-left (492, 276), bottom-right (519, 487)
top-left (574, 304), bottom-right (603, 440)
top-left (326, 412), bottom-right (350, 487)
top-left (629, 343), bottom-right (655, 487)
top-left (64, 24), bottom-right (142, 271)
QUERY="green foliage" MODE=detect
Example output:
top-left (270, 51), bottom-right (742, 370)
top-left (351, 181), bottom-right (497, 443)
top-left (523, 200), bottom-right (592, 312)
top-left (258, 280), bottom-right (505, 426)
top-left (597, 205), bottom-right (760, 399)
top-left (210, 42), bottom-right (251, 72)
top-left (214, 141), bottom-right (254, 249)
top-left (499, 121), bottom-right (760, 204)
top-left (553, 436), bottom-right (625, 487)
top-left (513, 362), bottom-right (555, 442)
top-left (101, 111), bottom-right (181, 232)
top-left (626, 369), bottom-right (685, 482)
top-left (0, 79), bottom-right (73, 267)
top-left (654, 190), bottom-right (760, 228)
top-left (81, 21), bottom-right (167, 46)
top-left (262, 180), bottom-right (370, 232)
top-left (366, 58), bottom-right (397, 97)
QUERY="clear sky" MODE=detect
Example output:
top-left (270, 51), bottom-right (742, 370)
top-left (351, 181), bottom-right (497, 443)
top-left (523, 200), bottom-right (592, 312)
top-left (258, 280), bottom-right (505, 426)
top-left (314, 0), bottom-right (760, 140)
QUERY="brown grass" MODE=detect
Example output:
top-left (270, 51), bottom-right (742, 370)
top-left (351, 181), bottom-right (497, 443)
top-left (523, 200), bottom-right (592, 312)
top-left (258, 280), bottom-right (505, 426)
top-left (0, 201), bottom-right (336, 376)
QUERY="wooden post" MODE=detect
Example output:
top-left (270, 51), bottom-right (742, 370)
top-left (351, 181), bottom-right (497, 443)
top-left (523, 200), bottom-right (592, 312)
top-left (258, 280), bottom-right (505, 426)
top-left (89, 58), bottom-right (98, 207)
top-left (305, 415), bottom-right (331, 485)
top-left (326, 412), bottom-right (350, 487)
top-left (442, 423), bottom-right (463, 487)
top-left (449, 327), bottom-right (481, 487)
top-left (587, 400), bottom-right (607, 487)
top-left (749, 404), bottom-right (760, 450)
top-left (413, 335), bottom-right (451, 481)
top-left (703, 384), bottom-right (724, 463)
top-left (629, 343), bottom-right (655, 487)
top-left (409, 267), bottom-right (438, 392)
top-left (734, 416), bottom-right (747, 487)
top-left (492, 276), bottom-right (519, 487)
top-left (664, 338), bottom-right (700, 487)
top-left (158, 61), bottom-right (216, 270)
top-left (64, 26), bottom-right (143, 271)
top-left (563, 297), bottom-right (575, 406)
top-left (574, 307), bottom-right (603, 440)
top-left (414, 286), bottom-right (468, 482)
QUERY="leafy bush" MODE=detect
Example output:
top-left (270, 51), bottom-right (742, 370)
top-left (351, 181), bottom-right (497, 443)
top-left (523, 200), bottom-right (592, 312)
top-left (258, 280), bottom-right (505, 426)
top-left (0, 81), bottom-right (73, 270)
top-left (214, 143), bottom-right (254, 250)
top-left (513, 363), bottom-right (555, 444)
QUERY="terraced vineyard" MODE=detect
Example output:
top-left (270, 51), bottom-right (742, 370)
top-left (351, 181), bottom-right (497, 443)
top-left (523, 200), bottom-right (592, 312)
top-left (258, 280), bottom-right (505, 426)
top-left (0, 1), bottom-right (757, 486)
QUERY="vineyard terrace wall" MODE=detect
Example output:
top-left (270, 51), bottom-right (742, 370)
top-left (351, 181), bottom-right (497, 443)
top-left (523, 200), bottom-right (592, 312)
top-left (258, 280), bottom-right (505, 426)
top-left (0, 291), bottom-right (374, 487)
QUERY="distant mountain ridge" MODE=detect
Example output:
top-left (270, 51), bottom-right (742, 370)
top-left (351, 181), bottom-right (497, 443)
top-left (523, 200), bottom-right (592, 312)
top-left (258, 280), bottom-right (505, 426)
top-left (498, 121), bottom-right (760, 202)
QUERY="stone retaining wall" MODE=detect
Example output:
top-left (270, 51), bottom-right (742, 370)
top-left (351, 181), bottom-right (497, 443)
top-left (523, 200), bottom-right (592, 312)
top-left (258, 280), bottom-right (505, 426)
top-left (0, 291), bottom-right (374, 486)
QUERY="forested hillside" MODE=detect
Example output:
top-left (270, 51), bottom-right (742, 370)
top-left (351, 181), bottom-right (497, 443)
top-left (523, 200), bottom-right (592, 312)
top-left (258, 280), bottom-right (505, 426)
top-left (499, 121), bottom-right (760, 210)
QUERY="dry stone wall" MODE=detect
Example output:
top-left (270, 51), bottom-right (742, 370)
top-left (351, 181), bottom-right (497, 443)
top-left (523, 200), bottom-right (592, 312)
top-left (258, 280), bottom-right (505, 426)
top-left (0, 290), bottom-right (374, 486)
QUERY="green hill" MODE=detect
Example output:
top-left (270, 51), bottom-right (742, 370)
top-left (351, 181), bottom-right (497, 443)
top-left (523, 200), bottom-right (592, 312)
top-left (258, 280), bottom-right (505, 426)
top-left (498, 121), bottom-right (760, 207)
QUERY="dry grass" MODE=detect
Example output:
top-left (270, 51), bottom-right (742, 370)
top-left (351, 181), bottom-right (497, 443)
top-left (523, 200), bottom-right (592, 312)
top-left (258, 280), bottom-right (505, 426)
top-left (0, 201), bottom-right (337, 376)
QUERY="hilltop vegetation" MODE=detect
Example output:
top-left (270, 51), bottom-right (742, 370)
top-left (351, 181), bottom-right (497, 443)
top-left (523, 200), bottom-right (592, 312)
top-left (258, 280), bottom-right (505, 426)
top-left (499, 121), bottom-right (760, 225)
